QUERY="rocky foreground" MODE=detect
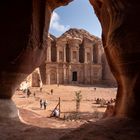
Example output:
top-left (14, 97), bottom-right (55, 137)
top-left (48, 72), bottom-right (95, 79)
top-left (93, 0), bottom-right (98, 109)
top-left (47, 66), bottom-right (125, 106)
top-left (1, 116), bottom-right (140, 140)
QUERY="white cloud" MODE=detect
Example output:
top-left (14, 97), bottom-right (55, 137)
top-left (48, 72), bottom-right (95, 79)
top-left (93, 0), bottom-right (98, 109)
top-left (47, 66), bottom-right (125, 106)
top-left (50, 12), bottom-right (70, 33)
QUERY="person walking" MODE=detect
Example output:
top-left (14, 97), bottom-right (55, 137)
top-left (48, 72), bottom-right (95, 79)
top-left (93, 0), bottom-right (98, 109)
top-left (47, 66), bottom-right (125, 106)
top-left (40, 99), bottom-right (43, 109)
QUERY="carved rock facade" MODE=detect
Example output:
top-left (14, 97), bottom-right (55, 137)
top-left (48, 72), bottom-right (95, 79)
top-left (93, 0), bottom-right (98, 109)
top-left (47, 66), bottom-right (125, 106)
top-left (29, 29), bottom-right (116, 86)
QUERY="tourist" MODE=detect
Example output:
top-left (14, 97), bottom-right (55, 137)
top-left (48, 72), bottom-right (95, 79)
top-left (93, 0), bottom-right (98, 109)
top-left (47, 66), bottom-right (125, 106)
top-left (40, 99), bottom-right (43, 109)
top-left (22, 81), bottom-right (30, 97)
top-left (43, 100), bottom-right (48, 110)
top-left (50, 89), bottom-right (53, 95)
top-left (52, 108), bottom-right (60, 118)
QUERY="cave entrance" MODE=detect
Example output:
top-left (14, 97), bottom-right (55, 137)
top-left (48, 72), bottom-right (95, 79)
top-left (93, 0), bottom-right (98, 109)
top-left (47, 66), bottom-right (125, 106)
top-left (12, 0), bottom-right (118, 136)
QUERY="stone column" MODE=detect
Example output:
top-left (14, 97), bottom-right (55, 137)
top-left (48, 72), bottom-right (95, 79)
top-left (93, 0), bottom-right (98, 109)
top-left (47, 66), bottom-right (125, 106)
top-left (69, 47), bottom-right (72, 62)
top-left (77, 47), bottom-right (80, 63)
top-left (64, 45), bottom-right (66, 63)
top-left (47, 39), bottom-right (51, 62)
top-left (56, 45), bottom-right (60, 62)
top-left (63, 64), bottom-right (67, 84)
top-left (57, 66), bottom-right (59, 85)
top-left (91, 46), bottom-right (93, 63)
top-left (98, 49), bottom-right (102, 64)
top-left (84, 50), bottom-right (87, 63)
top-left (97, 44), bottom-right (103, 64)
top-left (68, 65), bottom-right (72, 84)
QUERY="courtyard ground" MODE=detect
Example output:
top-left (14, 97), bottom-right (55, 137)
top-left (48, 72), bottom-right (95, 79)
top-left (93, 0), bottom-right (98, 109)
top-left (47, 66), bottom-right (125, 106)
top-left (0, 84), bottom-right (117, 140)
top-left (13, 84), bottom-right (117, 127)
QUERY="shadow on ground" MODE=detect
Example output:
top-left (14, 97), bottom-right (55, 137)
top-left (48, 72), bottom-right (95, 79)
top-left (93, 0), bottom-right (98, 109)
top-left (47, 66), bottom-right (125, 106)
top-left (0, 118), bottom-right (74, 140)
top-left (1, 115), bottom-right (140, 140)
top-left (60, 118), bottom-right (140, 140)
top-left (0, 108), bottom-right (77, 140)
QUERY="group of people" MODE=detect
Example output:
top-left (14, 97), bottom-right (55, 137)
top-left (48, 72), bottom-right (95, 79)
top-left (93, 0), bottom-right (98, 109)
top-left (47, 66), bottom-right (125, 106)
top-left (20, 80), bottom-right (60, 117)
top-left (39, 99), bottom-right (60, 118)
top-left (95, 98), bottom-right (116, 106)
top-left (20, 81), bottom-right (32, 97)
top-left (40, 99), bottom-right (48, 110)
top-left (23, 88), bottom-right (32, 98)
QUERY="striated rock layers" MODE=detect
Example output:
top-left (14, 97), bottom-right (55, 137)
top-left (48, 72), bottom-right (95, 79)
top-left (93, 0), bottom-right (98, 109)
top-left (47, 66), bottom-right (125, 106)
top-left (0, 0), bottom-right (72, 99)
top-left (90, 0), bottom-right (140, 118)
top-left (0, 0), bottom-right (72, 119)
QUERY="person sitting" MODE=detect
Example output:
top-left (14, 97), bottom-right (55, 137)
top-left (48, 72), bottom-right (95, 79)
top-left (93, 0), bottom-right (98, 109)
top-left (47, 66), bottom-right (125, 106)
top-left (51, 108), bottom-right (60, 118)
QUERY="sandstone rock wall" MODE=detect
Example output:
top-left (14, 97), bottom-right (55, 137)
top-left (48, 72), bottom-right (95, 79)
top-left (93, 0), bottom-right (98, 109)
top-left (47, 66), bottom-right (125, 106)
top-left (90, 0), bottom-right (140, 118)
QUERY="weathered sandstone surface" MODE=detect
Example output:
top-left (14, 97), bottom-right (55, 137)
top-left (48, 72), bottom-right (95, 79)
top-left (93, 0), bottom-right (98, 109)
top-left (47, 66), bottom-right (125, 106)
top-left (90, 0), bottom-right (140, 118)
top-left (0, 0), bottom-right (72, 99)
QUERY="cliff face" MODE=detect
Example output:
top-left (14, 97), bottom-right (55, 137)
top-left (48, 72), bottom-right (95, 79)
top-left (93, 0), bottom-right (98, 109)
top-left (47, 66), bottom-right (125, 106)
top-left (0, 0), bottom-right (72, 99)
top-left (90, 0), bottom-right (140, 118)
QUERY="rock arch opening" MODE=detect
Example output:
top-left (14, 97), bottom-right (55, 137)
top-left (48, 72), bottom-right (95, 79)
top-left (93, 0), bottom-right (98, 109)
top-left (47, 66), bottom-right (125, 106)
top-left (11, 1), bottom-right (117, 130)
top-left (0, 0), bottom-right (140, 139)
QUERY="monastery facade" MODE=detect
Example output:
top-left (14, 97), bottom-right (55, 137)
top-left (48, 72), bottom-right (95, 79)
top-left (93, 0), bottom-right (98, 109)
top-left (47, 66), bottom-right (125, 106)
top-left (31, 29), bottom-right (116, 86)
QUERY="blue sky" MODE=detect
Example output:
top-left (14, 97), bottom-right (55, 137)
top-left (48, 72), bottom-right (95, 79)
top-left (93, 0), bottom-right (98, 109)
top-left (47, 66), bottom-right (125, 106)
top-left (49, 0), bottom-right (102, 38)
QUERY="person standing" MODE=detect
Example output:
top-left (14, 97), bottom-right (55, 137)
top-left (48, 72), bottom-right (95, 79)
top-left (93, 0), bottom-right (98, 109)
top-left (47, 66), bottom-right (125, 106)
top-left (50, 89), bottom-right (53, 95)
top-left (43, 100), bottom-right (48, 110)
top-left (40, 99), bottom-right (43, 109)
top-left (43, 100), bottom-right (46, 110)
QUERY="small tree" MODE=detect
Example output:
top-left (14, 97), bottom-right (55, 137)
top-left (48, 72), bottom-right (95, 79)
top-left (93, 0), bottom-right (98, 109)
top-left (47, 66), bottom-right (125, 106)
top-left (75, 90), bottom-right (82, 113)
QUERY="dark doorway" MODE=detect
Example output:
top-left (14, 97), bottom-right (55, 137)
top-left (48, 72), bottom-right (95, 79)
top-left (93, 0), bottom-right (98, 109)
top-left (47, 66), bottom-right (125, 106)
top-left (72, 71), bottom-right (77, 81)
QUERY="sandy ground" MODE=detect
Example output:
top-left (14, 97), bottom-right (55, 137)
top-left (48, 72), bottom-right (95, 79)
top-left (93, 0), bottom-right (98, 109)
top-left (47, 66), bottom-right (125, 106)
top-left (0, 84), bottom-right (117, 140)
top-left (1, 85), bottom-right (140, 140)
top-left (13, 84), bottom-right (117, 126)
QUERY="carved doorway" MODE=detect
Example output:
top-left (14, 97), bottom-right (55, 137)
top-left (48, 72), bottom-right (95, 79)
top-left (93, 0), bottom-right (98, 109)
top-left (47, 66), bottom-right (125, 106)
top-left (72, 71), bottom-right (77, 81)
top-left (50, 72), bottom-right (57, 84)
